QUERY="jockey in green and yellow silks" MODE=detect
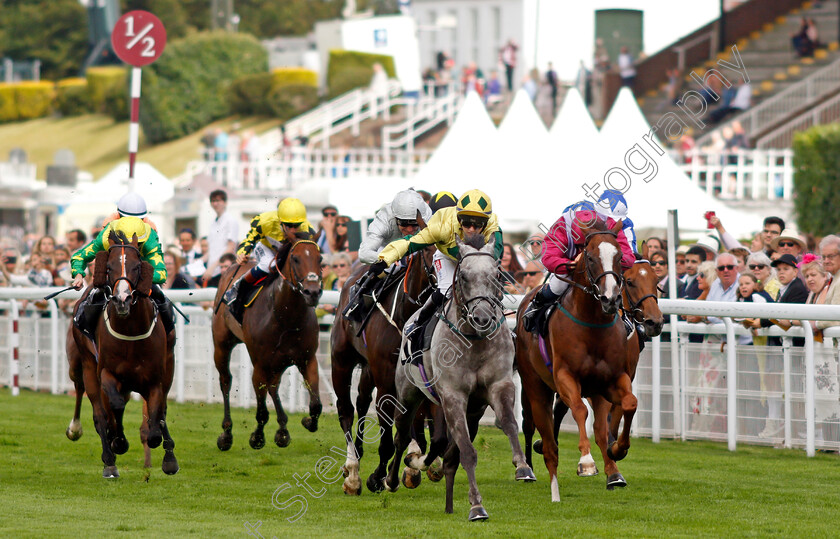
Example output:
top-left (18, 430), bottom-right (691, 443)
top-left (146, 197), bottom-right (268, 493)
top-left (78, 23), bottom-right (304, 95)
top-left (70, 192), bottom-right (175, 337)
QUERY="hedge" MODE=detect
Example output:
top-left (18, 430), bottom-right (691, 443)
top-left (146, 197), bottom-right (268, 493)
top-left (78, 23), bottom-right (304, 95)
top-left (792, 124), bottom-right (840, 236)
top-left (140, 31), bottom-right (267, 143)
top-left (227, 67), bottom-right (318, 118)
top-left (326, 50), bottom-right (396, 99)
top-left (0, 82), bottom-right (55, 122)
top-left (86, 66), bottom-right (127, 114)
top-left (55, 78), bottom-right (90, 116)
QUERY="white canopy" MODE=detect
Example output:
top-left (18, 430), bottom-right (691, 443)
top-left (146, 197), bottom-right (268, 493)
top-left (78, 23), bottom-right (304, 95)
top-left (597, 88), bottom-right (762, 236)
top-left (83, 162), bottom-right (175, 211)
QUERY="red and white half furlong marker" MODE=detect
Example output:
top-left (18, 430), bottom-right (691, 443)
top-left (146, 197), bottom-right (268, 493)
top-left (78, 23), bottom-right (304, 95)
top-left (10, 299), bottom-right (20, 396)
top-left (110, 10), bottom-right (167, 189)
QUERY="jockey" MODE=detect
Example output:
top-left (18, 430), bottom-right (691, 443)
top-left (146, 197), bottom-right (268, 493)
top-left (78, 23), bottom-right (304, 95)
top-left (70, 193), bottom-right (174, 336)
top-left (521, 202), bottom-right (635, 333)
top-left (367, 189), bottom-right (503, 352)
top-left (595, 189), bottom-right (638, 255)
top-left (428, 191), bottom-right (457, 214)
top-left (223, 197), bottom-right (316, 322)
top-left (345, 189), bottom-right (431, 322)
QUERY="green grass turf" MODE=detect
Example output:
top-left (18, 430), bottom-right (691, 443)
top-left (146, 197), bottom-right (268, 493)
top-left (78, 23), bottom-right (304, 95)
top-left (0, 114), bottom-right (281, 180)
top-left (1, 387), bottom-right (839, 538)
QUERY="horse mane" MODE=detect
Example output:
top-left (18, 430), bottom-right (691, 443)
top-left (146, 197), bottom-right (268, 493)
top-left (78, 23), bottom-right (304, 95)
top-left (291, 229), bottom-right (314, 241)
top-left (463, 234), bottom-right (486, 250)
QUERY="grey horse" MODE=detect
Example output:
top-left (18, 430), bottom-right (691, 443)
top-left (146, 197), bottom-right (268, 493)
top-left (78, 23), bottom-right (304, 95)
top-left (384, 234), bottom-right (535, 521)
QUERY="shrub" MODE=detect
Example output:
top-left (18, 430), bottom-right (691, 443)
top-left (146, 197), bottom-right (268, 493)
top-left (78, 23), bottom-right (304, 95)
top-left (55, 78), bottom-right (90, 116)
top-left (227, 67), bottom-right (318, 117)
top-left (103, 85), bottom-right (129, 121)
top-left (271, 67), bottom-right (317, 88)
top-left (15, 82), bottom-right (54, 120)
top-left (0, 84), bottom-right (16, 122)
top-left (140, 31), bottom-right (267, 143)
top-left (86, 66), bottom-right (127, 113)
top-left (265, 84), bottom-right (319, 120)
top-left (227, 73), bottom-right (274, 115)
top-left (326, 50), bottom-right (396, 98)
top-left (792, 124), bottom-right (840, 236)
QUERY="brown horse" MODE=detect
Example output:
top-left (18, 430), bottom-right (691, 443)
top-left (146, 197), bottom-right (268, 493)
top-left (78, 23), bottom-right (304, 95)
top-left (67, 231), bottom-right (177, 478)
top-left (523, 259), bottom-right (664, 466)
top-left (212, 237), bottom-right (323, 451)
top-left (516, 219), bottom-right (637, 500)
top-left (330, 247), bottom-right (436, 495)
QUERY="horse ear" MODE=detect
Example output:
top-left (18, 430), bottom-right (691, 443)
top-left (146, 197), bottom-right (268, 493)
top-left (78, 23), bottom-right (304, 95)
top-left (137, 261), bottom-right (153, 295)
top-left (611, 219), bottom-right (624, 234)
top-left (108, 229), bottom-right (119, 245)
top-left (482, 233), bottom-right (496, 254)
top-left (92, 251), bottom-right (109, 287)
top-left (131, 233), bottom-right (139, 247)
top-left (456, 235), bottom-right (474, 256)
top-left (416, 209), bottom-right (427, 231)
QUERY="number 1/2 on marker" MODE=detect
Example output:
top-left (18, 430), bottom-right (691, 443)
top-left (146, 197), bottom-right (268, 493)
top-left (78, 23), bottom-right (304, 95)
top-left (124, 16), bottom-right (156, 56)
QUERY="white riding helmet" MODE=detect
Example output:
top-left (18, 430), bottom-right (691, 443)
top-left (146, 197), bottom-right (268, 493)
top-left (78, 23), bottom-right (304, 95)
top-left (391, 189), bottom-right (424, 221)
top-left (117, 192), bottom-right (148, 218)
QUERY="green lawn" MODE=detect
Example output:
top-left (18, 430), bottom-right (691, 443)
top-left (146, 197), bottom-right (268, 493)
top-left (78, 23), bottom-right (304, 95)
top-left (0, 115), bottom-right (281, 180)
top-left (1, 388), bottom-right (838, 538)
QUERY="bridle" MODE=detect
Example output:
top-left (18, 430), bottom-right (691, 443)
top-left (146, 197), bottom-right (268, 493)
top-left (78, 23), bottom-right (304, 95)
top-left (276, 239), bottom-right (321, 295)
top-left (446, 250), bottom-right (504, 338)
top-left (105, 243), bottom-right (143, 303)
top-left (402, 248), bottom-right (437, 308)
top-left (554, 230), bottom-right (625, 304)
top-left (625, 260), bottom-right (658, 323)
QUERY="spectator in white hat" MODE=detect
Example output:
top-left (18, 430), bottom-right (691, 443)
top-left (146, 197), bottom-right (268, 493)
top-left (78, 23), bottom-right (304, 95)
top-left (770, 228), bottom-right (806, 259)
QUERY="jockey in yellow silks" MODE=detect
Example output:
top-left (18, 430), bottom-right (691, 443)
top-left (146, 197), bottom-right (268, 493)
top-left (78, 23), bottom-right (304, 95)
top-left (223, 197), bottom-right (317, 322)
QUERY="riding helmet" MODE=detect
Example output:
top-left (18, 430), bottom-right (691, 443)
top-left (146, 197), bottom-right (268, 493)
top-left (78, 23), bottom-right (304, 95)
top-left (391, 188), bottom-right (426, 221)
top-left (276, 197), bottom-right (307, 224)
top-left (429, 191), bottom-right (457, 213)
top-left (117, 192), bottom-right (148, 218)
top-left (456, 189), bottom-right (492, 218)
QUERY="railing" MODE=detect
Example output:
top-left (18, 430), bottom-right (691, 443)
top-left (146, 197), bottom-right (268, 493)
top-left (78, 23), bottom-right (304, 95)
top-left (382, 84), bottom-right (463, 153)
top-left (672, 148), bottom-right (794, 200)
top-left (757, 90), bottom-right (840, 148)
top-left (696, 57), bottom-right (840, 148)
top-left (260, 79), bottom-right (403, 152)
top-left (179, 147), bottom-right (433, 191)
top-left (672, 30), bottom-right (718, 72)
top-left (3, 287), bottom-right (840, 456)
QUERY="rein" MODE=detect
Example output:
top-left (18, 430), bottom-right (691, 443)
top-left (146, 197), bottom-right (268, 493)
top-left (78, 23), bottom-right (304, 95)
top-left (444, 250), bottom-right (505, 339)
top-left (102, 241), bottom-right (157, 340)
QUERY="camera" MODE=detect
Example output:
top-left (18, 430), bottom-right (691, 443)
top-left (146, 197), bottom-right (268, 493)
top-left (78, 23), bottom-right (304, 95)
top-left (704, 211), bottom-right (716, 229)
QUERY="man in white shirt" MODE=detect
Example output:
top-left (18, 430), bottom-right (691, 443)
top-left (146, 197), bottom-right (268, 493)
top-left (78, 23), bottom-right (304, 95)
top-left (705, 253), bottom-right (740, 325)
top-left (618, 46), bottom-right (636, 88)
top-left (202, 189), bottom-right (239, 282)
top-left (179, 227), bottom-right (206, 283)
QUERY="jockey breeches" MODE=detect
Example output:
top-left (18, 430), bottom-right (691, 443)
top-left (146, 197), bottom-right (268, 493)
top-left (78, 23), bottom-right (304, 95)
top-left (253, 243), bottom-right (276, 274)
top-left (433, 250), bottom-right (456, 295)
top-left (547, 273), bottom-right (570, 296)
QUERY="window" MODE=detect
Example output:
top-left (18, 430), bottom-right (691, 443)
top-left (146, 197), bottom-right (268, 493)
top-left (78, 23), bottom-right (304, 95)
top-left (493, 7), bottom-right (501, 42)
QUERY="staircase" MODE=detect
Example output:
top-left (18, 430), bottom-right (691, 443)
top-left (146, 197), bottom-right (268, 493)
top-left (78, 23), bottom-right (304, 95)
top-left (638, 0), bottom-right (840, 146)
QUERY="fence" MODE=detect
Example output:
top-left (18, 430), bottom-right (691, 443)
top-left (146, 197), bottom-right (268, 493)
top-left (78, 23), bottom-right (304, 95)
top-left (3, 287), bottom-right (840, 456)
top-left (757, 90), bottom-right (840, 149)
top-left (672, 148), bottom-right (794, 200)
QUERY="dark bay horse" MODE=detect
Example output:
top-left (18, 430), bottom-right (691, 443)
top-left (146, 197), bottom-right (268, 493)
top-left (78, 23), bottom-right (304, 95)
top-left (516, 219), bottom-right (638, 500)
top-left (212, 237), bottom-right (323, 451)
top-left (331, 246), bottom-right (436, 495)
top-left (67, 231), bottom-right (177, 478)
top-left (523, 259), bottom-right (664, 469)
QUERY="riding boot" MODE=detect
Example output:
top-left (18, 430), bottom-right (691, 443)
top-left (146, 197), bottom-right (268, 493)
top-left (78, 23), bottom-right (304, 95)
top-left (74, 287), bottom-right (106, 339)
top-left (150, 284), bottom-right (175, 334)
top-left (522, 285), bottom-right (559, 333)
top-left (405, 290), bottom-right (446, 360)
top-left (224, 269), bottom-right (265, 323)
top-left (343, 273), bottom-right (380, 323)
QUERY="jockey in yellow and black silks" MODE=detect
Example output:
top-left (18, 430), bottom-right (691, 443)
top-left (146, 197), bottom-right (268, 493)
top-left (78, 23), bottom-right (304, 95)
top-left (367, 189), bottom-right (503, 353)
top-left (70, 192), bottom-right (175, 336)
top-left (223, 197), bottom-right (317, 322)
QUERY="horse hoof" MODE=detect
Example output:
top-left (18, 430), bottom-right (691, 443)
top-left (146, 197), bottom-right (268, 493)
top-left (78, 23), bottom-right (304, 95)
top-left (147, 433), bottom-right (162, 449)
top-left (102, 466), bottom-right (119, 479)
top-left (162, 455), bottom-right (180, 475)
top-left (66, 422), bottom-right (83, 441)
top-left (111, 437), bottom-right (129, 455)
top-left (301, 416), bottom-right (318, 433)
top-left (426, 459), bottom-right (444, 482)
top-left (343, 476), bottom-right (362, 496)
top-left (275, 429), bottom-right (291, 448)
top-left (404, 452), bottom-right (421, 468)
top-left (606, 472), bottom-right (627, 490)
top-left (366, 473), bottom-right (385, 493)
top-left (402, 467), bottom-right (422, 489)
top-left (533, 439), bottom-right (543, 455)
top-left (249, 432), bottom-right (265, 450)
top-left (607, 443), bottom-right (628, 462)
top-left (468, 505), bottom-right (489, 521)
top-left (217, 432), bottom-right (233, 451)
top-left (515, 466), bottom-right (537, 482)
top-left (577, 463), bottom-right (598, 477)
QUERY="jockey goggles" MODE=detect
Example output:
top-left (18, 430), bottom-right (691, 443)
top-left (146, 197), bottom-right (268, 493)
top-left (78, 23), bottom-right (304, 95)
top-left (458, 215), bottom-right (488, 230)
top-left (396, 218), bottom-right (419, 228)
top-left (282, 221), bottom-right (303, 229)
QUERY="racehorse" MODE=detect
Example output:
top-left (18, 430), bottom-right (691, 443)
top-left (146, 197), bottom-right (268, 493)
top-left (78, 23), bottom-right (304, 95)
top-left (212, 236), bottom-right (323, 451)
top-left (330, 245), bottom-right (436, 495)
top-left (523, 259), bottom-right (664, 468)
top-left (386, 235), bottom-right (534, 520)
top-left (67, 231), bottom-right (177, 478)
top-left (515, 219), bottom-right (638, 500)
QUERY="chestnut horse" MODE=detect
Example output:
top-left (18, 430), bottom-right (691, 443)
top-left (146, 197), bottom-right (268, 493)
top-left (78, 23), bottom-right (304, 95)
top-left (67, 231), bottom-right (177, 478)
top-left (523, 259), bottom-right (664, 470)
top-left (516, 219), bottom-right (638, 500)
top-left (331, 247), bottom-right (436, 495)
top-left (212, 237), bottom-right (323, 451)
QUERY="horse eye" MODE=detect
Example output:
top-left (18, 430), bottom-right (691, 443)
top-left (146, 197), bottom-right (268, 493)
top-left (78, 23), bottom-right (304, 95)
top-left (627, 281), bottom-right (636, 288)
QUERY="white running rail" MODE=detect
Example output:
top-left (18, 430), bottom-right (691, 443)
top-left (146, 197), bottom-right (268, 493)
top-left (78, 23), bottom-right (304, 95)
top-left (382, 84), bottom-right (463, 153)
top-left (672, 148), bottom-right (794, 200)
top-left (696, 56), bottom-right (840, 147)
top-left (757, 90), bottom-right (840, 148)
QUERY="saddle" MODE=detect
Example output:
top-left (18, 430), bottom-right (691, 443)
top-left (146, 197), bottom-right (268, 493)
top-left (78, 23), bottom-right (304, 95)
top-left (347, 265), bottom-right (408, 335)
